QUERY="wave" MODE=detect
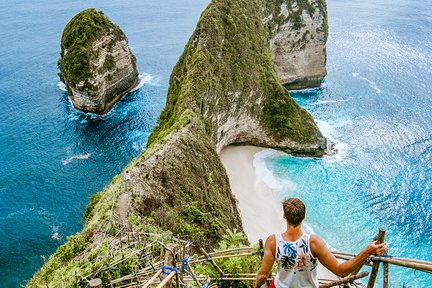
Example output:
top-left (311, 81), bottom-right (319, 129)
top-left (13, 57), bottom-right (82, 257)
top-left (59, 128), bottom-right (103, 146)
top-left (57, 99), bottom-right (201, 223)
top-left (289, 86), bottom-right (324, 94)
top-left (57, 81), bottom-right (67, 92)
top-left (131, 72), bottom-right (158, 91)
top-left (253, 149), bottom-right (298, 194)
top-left (316, 120), bottom-right (348, 162)
top-left (352, 72), bottom-right (383, 94)
top-left (314, 97), bottom-right (352, 105)
top-left (61, 153), bottom-right (92, 165)
top-left (51, 226), bottom-right (61, 241)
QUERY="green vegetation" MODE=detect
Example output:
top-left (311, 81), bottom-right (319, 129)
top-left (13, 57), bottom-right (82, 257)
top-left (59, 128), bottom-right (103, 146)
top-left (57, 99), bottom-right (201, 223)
top-left (58, 8), bottom-right (123, 89)
top-left (194, 229), bottom-right (262, 288)
top-left (30, 0), bottom-right (327, 285)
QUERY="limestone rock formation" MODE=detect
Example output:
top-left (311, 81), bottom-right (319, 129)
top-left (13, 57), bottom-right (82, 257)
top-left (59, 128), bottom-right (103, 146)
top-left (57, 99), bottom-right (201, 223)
top-left (265, 0), bottom-right (328, 89)
top-left (58, 8), bottom-right (138, 114)
top-left (29, 0), bottom-right (328, 286)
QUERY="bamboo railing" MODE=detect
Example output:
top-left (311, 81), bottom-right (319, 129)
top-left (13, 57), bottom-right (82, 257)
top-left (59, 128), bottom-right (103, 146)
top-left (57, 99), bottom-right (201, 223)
top-left (85, 229), bottom-right (432, 288)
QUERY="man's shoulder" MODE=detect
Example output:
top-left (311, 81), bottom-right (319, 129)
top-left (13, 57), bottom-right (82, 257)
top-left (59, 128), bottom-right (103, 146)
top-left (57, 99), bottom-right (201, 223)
top-left (265, 234), bottom-right (276, 246)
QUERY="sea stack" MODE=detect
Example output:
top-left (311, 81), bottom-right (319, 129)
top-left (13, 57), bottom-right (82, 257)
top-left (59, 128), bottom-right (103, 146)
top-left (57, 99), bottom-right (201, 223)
top-left (267, 0), bottom-right (328, 89)
top-left (58, 8), bottom-right (138, 114)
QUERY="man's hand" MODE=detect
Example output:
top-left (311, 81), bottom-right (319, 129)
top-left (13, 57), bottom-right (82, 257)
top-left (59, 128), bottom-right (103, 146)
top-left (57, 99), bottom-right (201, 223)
top-left (365, 240), bottom-right (388, 256)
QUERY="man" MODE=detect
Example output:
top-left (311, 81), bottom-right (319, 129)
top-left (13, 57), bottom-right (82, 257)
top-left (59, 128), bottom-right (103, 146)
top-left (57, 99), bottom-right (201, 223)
top-left (254, 198), bottom-right (387, 288)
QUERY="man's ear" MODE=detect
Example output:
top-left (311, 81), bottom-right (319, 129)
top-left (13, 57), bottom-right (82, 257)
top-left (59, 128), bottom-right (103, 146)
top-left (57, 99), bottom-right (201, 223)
top-left (283, 213), bottom-right (286, 220)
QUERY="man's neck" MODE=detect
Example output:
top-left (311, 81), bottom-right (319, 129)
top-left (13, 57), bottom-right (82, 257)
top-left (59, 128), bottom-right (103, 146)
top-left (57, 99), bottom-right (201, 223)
top-left (282, 224), bottom-right (303, 242)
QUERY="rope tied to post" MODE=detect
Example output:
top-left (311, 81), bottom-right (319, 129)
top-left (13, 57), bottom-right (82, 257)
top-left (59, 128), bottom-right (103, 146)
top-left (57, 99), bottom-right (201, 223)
top-left (181, 257), bottom-right (189, 271)
top-left (160, 265), bottom-right (178, 275)
top-left (367, 254), bottom-right (394, 264)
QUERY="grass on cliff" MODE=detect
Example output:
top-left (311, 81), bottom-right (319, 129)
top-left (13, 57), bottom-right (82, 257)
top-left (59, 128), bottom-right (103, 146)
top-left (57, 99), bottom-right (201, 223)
top-left (148, 0), bottom-right (323, 149)
top-left (58, 8), bottom-right (123, 89)
top-left (30, 0), bottom-right (328, 285)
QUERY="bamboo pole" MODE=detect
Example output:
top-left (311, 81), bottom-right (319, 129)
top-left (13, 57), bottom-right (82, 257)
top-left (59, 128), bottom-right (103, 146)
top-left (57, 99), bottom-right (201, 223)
top-left (367, 228), bottom-right (386, 288)
top-left (142, 269), bottom-right (163, 288)
top-left (186, 262), bottom-right (201, 287)
top-left (368, 256), bottom-right (432, 272)
top-left (383, 246), bottom-right (389, 288)
top-left (188, 252), bottom-right (255, 264)
top-left (200, 248), bottom-right (224, 276)
top-left (319, 271), bottom-right (369, 288)
top-left (156, 271), bottom-right (176, 288)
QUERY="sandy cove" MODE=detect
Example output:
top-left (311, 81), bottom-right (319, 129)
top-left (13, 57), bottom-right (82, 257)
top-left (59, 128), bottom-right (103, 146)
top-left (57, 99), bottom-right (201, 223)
top-left (220, 145), bottom-right (337, 281)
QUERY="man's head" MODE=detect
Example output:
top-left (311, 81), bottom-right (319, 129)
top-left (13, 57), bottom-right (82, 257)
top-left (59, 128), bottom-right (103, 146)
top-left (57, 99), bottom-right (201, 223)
top-left (282, 198), bottom-right (305, 227)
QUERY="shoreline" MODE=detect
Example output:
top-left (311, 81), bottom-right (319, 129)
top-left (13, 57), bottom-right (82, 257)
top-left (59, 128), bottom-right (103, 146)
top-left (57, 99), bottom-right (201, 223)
top-left (220, 145), bottom-right (337, 281)
top-left (220, 145), bottom-right (286, 245)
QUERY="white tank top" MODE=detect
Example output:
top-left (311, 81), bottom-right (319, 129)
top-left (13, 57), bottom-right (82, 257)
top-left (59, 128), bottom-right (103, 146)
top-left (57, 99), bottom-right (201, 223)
top-left (274, 233), bottom-right (318, 288)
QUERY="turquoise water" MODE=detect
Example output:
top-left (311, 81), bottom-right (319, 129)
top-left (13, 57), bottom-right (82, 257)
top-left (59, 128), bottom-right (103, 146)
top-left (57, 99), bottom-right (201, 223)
top-left (259, 0), bottom-right (432, 286)
top-left (0, 0), bottom-right (430, 287)
top-left (0, 0), bottom-right (208, 286)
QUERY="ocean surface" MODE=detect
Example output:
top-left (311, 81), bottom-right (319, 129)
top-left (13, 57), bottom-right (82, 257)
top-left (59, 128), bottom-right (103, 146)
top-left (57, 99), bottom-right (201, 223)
top-left (255, 0), bottom-right (432, 286)
top-left (0, 0), bottom-right (430, 287)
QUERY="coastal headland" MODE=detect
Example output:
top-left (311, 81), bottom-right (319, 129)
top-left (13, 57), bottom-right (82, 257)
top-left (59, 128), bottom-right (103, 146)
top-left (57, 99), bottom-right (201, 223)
top-left (29, 0), bottom-right (328, 286)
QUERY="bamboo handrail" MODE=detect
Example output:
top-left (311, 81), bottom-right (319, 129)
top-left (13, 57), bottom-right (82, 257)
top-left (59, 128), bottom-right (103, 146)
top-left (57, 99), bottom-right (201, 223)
top-left (319, 271), bottom-right (369, 288)
top-left (200, 248), bottom-right (224, 276)
top-left (156, 271), bottom-right (176, 288)
top-left (188, 252), bottom-right (255, 264)
top-left (142, 269), bottom-right (163, 288)
top-left (368, 256), bottom-right (432, 272)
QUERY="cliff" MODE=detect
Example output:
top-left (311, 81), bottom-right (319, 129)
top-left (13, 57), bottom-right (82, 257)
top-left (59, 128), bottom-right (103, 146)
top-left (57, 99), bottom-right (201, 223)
top-left (58, 9), bottom-right (139, 114)
top-left (265, 0), bottom-right (328, 89)
top-left (29, 0), bottom-right (327, 286)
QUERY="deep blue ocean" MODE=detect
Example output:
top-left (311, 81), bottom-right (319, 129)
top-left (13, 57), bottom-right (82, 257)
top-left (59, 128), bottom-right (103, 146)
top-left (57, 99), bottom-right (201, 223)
top-left (0, 0), bottom-right (430, 287)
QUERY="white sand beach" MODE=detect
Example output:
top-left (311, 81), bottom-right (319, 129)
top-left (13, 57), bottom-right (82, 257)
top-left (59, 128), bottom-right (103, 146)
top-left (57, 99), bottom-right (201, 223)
top-left (220, 145), bottom-right (286, 244)
top-left (220, 145), bottom-right (337, 281)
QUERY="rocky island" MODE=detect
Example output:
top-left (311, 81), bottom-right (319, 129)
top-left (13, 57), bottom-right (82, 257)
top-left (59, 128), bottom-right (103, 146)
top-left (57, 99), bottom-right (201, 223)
top-left (29, 0), bottom-right (328, 286)
top-left (58, 8), bottom-right (139, 114)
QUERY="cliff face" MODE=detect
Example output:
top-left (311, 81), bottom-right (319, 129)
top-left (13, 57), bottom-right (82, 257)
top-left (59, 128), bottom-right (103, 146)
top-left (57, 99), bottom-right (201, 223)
top-left (59, 9), bottom-right (138, 114)
top-left (29, 0), bottom-right (328, 286)
top-left (265, 0), bottom-right (328, 89)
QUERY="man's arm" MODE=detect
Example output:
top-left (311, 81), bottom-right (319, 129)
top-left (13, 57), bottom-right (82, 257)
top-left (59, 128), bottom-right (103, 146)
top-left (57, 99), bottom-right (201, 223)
top-left (311, 235), bottom-right (387, 277)
top-left (254, 235), bottom-right (276, 288)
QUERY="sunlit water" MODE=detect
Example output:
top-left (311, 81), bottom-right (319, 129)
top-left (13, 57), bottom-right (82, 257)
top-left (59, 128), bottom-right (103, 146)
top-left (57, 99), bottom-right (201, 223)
top-left (0, 0), bottom-right (208, 286)
top-left (0, 0), bottom-right (430, 287)
top-left (255, 0), bottom-right (432, 286)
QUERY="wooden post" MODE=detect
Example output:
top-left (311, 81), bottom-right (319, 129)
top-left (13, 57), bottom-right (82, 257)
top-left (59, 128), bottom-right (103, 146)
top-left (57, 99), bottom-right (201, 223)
top-left (200, 248), bottom-right (224, 276)
top-left (383, 245), bottom-right (389, 288)
top-left (367, 228), bottom-right (386, 288)
top-left (89, 278), bottom-right (102, 288)
top-left (163, 243), bottom-right (178, 288)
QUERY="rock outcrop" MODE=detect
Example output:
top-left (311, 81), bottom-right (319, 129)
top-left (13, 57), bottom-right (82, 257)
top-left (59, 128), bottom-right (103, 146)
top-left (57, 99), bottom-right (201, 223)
top-left (265, 0), bottom-right (328, 89)
top-left (29, 0), bottom-right (328, 286)
top-left (58, 9), bottom-right (138, 114)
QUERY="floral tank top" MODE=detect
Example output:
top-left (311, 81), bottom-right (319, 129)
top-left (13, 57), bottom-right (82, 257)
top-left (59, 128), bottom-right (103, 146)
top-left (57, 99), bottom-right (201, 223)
top-left (274, 233), bottom-right (318, 288)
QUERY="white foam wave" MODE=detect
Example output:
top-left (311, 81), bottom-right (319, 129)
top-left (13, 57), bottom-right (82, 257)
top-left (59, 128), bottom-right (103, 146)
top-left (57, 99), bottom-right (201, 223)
top-left (314, 97), bottom-right (352, 105)
top-left (51, 226), bottom-right (61, 241)
top-left (289, 85), bottom-right (325, 93)
top-left (61, 153), bottom-right (92, 165)
top-left (128, 130), bottom-right (150, 151)
top-left (316, 120), bottom-right (348, 162)
top-left (352, 72), bottom-right (383, 94)
top-left (57, 81), bottom-right (67, 92)
top-left (252, 149), bottom-right (298, 193)
top-left (131, 72), bottom-right (157, 91)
